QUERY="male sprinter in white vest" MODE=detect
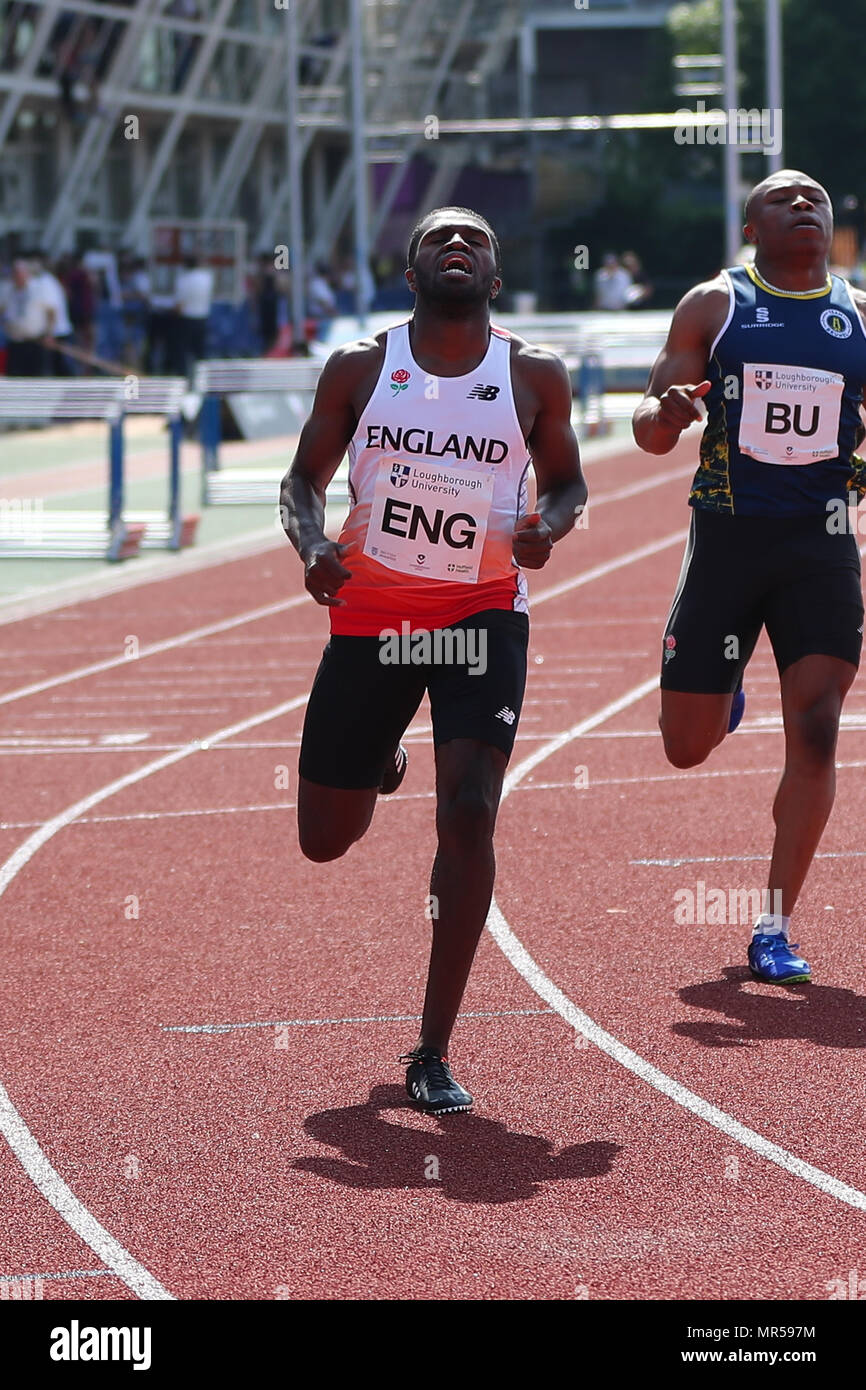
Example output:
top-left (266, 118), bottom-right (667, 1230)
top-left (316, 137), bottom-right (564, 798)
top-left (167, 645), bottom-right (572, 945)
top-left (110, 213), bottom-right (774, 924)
top-left (282, 207), bottom-right (586, 1112)
top-left (634, 171), bottom-right (866, 985)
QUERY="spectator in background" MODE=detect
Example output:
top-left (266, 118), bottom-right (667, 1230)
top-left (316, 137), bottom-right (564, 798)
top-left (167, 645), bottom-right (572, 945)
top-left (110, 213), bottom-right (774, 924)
top-left (0, 259), bottom-right (49, 374)
top-left (307, 260), bottom-right (337, 339)
top-left (621, 251), bottom-right (654, 308)
top-left (253, 251), bottom-right (280, 353)
top-left (336, 254), bottom-right (376, 316)
top-left (145, 275), bottom-right (177, 375)
top-left (29, 253), bottom-right (75, 372)
top-left (82, 246), bottom-right (122, 306)
top-left (119, 255), bottom-right (151, 366)
top-left (174, 253), bottom-right (213, 376)
top-left (593, 252), bottom-right (633, 311)
top-left (57, 252), bottom-right (95, 353)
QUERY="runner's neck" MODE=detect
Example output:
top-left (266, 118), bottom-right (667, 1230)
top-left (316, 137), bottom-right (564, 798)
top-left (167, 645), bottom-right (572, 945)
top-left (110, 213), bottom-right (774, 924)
top-left (408, 307), bottom-right (493, 378)
top-left (751, 257), bottom-right (832, 296)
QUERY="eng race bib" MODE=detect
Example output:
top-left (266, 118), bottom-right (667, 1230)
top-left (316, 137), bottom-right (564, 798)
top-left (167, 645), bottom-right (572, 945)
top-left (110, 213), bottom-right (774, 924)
top-left (363, 456), bottom-right (495, 582)
top-left (739, 362), bottom-right (844, 465)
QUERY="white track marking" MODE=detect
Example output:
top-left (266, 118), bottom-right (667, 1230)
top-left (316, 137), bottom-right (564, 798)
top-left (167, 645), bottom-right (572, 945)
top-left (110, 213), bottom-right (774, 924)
top-left (529, 530), bottom-right (686, 608)
top-left (0, 429), bottom-right (636, 631)
top-left (0, 692), bottom-right (308, 1300)
top-left (0, 1082), bottom-right (175, 1300)
top-left (1, 497), bottom-right (855, 1293)
top-left (0, 463), bottom-right (690, 711)
top-left (162, 1008), bottom-right (554, 1035)
top-left (487, 681), bottom-right (866, 1214)
top-left (0, 597), bottom-right (312, 709)
top-left (0, 527), bottom-right (286, 628)
top-left (0, 515), bottom-right (681, 1296)
top-left (0, 1269), bottom-right (114, 1283)
top-left (633, 851), bottom-right (866, 867)
top-left (585, 464), bottom-right (693, 507)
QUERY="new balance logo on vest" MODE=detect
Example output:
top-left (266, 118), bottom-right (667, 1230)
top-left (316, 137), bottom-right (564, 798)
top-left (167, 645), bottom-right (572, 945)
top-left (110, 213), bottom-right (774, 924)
top-left (467, 383), bottom-right (500, 400)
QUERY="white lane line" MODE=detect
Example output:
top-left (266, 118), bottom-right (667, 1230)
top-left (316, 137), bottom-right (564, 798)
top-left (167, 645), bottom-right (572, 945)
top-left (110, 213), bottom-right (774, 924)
top-left (487, 681), bottom-right (866, 1214)
top-left (0, 465), bottom-right (690, 711)
top-left (162, 1008), bottom-right (554, 1036)
top-left (0, 511), bottom-right (769, 1294)
top-left (0, 527), bottom-right (286, 628)
top-left (586, 464), bottom-right (693, 507)
top-left (632, 851), bottom-right (866, 867)
top-left (0, 1084), bottom-right (174, 1301)
top-left (0, 433), bottom-right (637, 631)
top-left (0, 692), bottom-right (308, 1302)
top-left (529, 530), bottom-right (686, 608)
top-left (0, 1269), bottom-right (114, 1283)
top-left (0, 595), bottom-right (311, 709)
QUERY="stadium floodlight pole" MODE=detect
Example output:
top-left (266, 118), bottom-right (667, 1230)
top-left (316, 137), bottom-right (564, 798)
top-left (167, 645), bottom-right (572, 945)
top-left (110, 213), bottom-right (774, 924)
top-left (721, 0), bottom-right (741, 265)
top-left (349, 0), bottom-right (370, 330)
top-left (284, 0), bottom-right (306, 352)
top-left (765, 0), bottom-right (783, 172)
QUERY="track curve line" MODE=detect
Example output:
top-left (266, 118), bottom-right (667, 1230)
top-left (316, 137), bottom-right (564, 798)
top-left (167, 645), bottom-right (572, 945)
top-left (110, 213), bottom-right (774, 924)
top-left (488, 678), bottom-right (866, 1214)
top-left (0, 693), bottom-right (308, 1300)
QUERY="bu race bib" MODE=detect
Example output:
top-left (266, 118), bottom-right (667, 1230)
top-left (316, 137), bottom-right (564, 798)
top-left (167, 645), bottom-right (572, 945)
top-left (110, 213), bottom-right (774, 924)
top-left (363, 456), bottom-right (495, 582)
top-left (739, 362), bottom-right (844, 465)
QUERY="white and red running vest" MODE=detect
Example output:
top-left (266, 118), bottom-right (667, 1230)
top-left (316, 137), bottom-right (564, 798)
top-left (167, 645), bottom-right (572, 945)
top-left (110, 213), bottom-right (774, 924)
top-left (331, 321), bottom-right (532, 635)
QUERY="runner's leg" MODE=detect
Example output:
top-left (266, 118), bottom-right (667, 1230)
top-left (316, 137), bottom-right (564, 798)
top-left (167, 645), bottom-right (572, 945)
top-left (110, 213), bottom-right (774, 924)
top-left (411, 609), bottom-right (528, 1054)
top-left (659, 690), bottom-right (732, 768)
top-left (414, 737), bottom-right (507, 1053)
top-left (297, 633), bottom-right (425, 862)
top-left (767, 654), bottom-right (857, 916)
top-left (659, 511), bottom-right (762, 768)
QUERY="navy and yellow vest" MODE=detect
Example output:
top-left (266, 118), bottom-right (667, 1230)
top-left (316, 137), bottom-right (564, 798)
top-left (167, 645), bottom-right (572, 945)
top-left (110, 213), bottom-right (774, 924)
top-left (690, 264), bottom-right (866, 516)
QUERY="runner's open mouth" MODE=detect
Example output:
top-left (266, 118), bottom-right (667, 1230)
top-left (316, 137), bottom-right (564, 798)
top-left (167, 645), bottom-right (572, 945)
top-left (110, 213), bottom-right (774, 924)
top-left (440, 253), bottom-right (473, 277)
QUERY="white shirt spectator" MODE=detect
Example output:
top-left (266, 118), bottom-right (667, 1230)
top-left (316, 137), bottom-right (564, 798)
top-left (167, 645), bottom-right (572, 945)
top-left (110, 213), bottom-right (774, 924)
top-left (175, 266), bottom-right (214, 318)
top-left (339, 262), bottom-right (376, 313)
top-left (82, 249), bottom-right (122, 307)
top-left (308, 271), bottom-right (337, 317)
top-left (31, 270), bottom-right (73, 336)
top-left (594, 260), bottom-right (633, 312)
top-left (0, 275), bottom-right (50, 340)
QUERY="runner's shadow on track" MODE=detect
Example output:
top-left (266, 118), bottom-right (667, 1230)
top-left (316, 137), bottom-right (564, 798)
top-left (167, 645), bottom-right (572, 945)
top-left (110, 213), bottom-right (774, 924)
top-left (674, 967), bottom-right (866, 1048)
top-left (293, 1085), bottom-right (621, 1204)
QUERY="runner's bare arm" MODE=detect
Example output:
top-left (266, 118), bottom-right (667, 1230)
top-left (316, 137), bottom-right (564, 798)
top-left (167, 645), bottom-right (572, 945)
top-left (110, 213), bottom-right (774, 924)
top-left (851, 289), bottom-right (866, 444)
top-left (280, 341), bottom-right (378, 607)
top-left (632, 279), bottom-right (729, 454)
top-left (513, 352), bottom-right (587, 569)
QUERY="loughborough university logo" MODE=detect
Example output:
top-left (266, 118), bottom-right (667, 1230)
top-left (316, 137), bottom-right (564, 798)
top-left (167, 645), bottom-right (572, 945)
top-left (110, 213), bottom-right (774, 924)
top-left (390, 462), bottom-right (411, 487)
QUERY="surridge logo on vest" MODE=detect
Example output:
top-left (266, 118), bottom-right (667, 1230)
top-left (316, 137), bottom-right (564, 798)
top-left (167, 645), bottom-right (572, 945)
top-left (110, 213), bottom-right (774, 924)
top-left (756, 307), bottom-right (769, 323)
top-left (366, 423), bottom-right (508, 464)
top-left (820, 308), bottom-right (852, 339)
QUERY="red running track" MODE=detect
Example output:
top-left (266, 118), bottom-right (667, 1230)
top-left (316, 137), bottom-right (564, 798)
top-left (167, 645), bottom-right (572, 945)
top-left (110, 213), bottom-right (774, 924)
top-left (2, 433), bottom-right (866, 1301)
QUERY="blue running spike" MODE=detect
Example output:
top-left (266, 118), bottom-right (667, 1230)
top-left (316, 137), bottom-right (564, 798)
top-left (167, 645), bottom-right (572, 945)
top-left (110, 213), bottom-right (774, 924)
top-left (748, 933), bottom-right (811, 985)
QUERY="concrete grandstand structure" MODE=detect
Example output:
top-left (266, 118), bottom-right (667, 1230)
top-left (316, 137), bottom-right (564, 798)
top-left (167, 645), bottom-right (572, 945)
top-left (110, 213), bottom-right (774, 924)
top-left (0, 0), bottom-right (682, 266)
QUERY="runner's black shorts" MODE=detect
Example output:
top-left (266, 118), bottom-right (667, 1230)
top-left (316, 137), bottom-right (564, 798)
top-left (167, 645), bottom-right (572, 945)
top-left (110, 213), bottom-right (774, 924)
top-left (660, 508), bottom-right (864, 693)
top-left (299, 608), bottom-right (529, 789)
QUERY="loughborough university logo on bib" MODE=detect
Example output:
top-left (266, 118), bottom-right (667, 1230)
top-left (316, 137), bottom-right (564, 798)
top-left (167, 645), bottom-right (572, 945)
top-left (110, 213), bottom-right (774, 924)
top-left (739, 362), bottom-right (845, 465)
top-left (364, 456), bottom-right (496, 582)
